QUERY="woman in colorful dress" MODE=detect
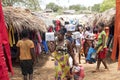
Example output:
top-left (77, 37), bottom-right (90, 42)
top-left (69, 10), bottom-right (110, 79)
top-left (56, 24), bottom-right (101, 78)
top-left (94, 23), bottom-right (109, 72)
top-left (50, 28), bottom-right (77, 80)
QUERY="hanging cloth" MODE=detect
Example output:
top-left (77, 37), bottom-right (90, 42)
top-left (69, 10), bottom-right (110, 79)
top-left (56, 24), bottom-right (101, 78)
top-left (37, 32), bottom-right (42, 43)
top-left (36, 43), bottom-right (42, 55)
top-left (11, 26), bottom-right (15, 45)
top-left (8, 25), bottom-right (15, 47)
top-left (0, 1), bottom-right (14, 80)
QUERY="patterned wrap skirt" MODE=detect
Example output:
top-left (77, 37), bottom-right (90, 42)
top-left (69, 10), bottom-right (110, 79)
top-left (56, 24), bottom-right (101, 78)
top-left (52, 51), bottom-right (70, 80)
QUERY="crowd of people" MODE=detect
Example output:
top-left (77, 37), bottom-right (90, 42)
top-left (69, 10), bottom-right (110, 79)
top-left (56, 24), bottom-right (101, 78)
top-left (15, 17), bottom-right (114, 80)
top-left (0, 0), bottom-right (116, 79)
top-left (39, 18), bottom-right (112, 80)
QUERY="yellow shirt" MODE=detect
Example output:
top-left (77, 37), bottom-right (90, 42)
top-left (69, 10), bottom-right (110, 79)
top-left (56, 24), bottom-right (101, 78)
top-left (16, 39), bottom-right (34, 60)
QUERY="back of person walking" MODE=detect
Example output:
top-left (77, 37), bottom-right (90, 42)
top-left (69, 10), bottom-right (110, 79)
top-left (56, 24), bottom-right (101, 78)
top-left (16, 29), bottom-right (35, 80)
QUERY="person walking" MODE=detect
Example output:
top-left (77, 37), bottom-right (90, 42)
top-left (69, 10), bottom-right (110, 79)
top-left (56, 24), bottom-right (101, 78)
top-left (93, 23), bottom-right (109, 72)
top-left (50, 28), bottom-right (77, 80)
top-left (16, 29), bottom-right (35, 80)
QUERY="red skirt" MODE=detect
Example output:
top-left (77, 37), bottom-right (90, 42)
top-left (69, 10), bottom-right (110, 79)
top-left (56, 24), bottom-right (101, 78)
top-left (98, 48), bottom-right (107, 59)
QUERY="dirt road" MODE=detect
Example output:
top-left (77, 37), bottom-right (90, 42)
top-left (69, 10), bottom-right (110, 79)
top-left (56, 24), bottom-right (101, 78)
top-left (10, 55), bottom-right (120, 80)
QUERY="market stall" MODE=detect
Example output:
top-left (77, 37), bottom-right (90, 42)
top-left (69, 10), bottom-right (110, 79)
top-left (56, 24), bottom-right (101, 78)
top-left (3, 7), bottom-right (47, 58)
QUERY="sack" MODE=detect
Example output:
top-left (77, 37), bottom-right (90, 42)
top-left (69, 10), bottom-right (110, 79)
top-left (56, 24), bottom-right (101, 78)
top-left (86, 47), bottom-right (96, 62)
top-left (72, 66), bottom-right (85, 80)
top-left (79, 66), bottom-right (85, 79)
top-left (91, 52), bottom-right (97, 59)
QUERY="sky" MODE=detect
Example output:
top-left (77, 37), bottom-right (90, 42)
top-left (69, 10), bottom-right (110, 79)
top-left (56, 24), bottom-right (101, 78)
top-left (40, 0), bottom-right (104, 9)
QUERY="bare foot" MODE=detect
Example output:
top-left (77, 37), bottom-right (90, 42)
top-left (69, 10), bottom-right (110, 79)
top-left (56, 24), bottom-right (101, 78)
top-left (92, 69), bottom-right (100, 73)
top-left (104, 68), bottom-right (109, 71)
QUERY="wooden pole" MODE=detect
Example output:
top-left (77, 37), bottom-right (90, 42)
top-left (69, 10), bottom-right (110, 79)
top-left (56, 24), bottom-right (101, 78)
top-left (111, 0), bottom-right (120, 69)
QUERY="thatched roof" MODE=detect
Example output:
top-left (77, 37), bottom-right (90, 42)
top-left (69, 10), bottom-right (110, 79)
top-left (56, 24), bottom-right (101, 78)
top-left (93, 8), bottom-right (115, 26)
top-left (3, 7), bottom-right (47, 32)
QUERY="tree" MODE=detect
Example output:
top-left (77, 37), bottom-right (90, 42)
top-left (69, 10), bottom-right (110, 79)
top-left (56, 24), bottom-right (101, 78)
top-left (46, 2), bottom-right (62, 12)
top-left (2, 0), bottom-right (41, 11)
top-left (80, 5), bottom-right (87, 10)
top-left (69, 5), bottom-right (87, 11)
top-left (69, 5), bottom-right (80, 11)
top-left (92, 4), bottom-right (100, 12)
top-left (100, 0), bottom-right (115, 12)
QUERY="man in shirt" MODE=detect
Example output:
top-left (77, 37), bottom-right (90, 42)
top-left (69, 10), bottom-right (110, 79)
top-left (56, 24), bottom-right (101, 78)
top-left (16, 29), bottom-right (35, 80)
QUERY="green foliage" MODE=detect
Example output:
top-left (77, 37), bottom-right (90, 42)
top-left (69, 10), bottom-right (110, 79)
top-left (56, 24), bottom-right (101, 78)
top-left (80, 6), bottom-right (87, 10)
top-left (69, 5), bottom-right (87, 11)
top-left (2, 0), bottom-right (41, 11)
top-left (100, 0), bottom-right (115, 12)
top-left (57, 9), bottom-right (64, 14)
top-left (69, 5), bottom-right (80, 11)
top-left (92, 4), bottom-right (100, 12)
top-left (46, 2), bottom-right (62, 12)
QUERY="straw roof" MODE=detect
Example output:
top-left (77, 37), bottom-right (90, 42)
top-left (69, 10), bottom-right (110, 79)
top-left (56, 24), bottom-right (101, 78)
top-left (93, 8), bottom-right (115, 26)
top-left (3, 7), bottom-right (47, 32)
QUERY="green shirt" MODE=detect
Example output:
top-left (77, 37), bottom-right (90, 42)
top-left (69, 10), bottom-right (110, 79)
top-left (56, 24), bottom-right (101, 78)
top-left (97, 31), bottom-right (107, 48)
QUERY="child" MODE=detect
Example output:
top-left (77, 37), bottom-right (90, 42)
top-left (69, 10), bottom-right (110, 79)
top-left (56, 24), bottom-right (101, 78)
top-left (16, 29), bottom-right (35, 80)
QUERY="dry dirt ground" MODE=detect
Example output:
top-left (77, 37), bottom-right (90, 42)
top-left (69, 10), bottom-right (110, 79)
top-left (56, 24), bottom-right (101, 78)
top-left (10, 54), bottom-right (120, 80)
